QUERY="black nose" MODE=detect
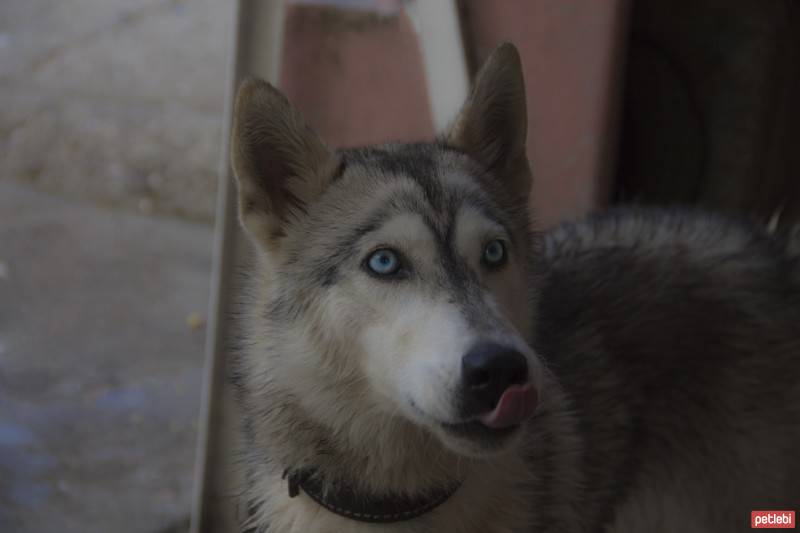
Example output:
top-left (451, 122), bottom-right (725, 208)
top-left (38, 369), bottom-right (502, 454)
top-left (461, 342), bottom-right (529, 413)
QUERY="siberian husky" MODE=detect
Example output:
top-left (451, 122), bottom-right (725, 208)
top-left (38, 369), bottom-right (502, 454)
top-left (228, 43), bottom-right (800, 532)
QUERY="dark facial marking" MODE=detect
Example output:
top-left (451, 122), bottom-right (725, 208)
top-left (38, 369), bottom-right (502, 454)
top-left (308, 143), bottom-right (517, 333)
top-left (459, 190), bottom-right (516, 247)
top-left (306, 193), bottom-right (433, 288)
top-left (330, 157), bottom-right (348, 182)
top-left (315, 264), bottom-right (339, 287)
top-left (340, 144), bottom-right (447, 213)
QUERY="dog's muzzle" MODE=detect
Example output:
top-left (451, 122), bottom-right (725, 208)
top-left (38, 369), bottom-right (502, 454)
top-left (459, 342), bottom-right (538, 428)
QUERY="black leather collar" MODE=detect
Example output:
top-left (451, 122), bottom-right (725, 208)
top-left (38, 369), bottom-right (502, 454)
top-left (283, 468), bottom-right (461, 524)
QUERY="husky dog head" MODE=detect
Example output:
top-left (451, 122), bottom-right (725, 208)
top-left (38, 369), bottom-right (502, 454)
top-left (232, 43), bottom-right (544, 463)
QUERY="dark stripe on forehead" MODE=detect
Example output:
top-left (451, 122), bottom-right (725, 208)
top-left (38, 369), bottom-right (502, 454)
top-left (436, 230), bottom-right (493, 328)
top-left (340, 144), bottom-right (447, 213)
top-left (310, 144), bottom-right (515, 292)
top-left (311, 191), bottom-right (438, 287)
top-left (459, 189), bottom-right (516, 244)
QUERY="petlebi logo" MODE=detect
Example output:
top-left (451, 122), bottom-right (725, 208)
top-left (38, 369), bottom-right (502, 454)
top-left (751, 511), bottom-right (795, 529)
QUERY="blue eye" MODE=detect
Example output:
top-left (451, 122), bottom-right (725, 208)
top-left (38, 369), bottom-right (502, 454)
top-left (483, 239), bottom-right (507, 267)
top-left (367, 249), bottom-right (400, 276)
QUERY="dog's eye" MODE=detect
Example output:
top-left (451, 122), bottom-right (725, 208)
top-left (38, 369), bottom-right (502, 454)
top-left (367, 248), bottom-right (401, 276)
top-left (482, 239), bottom-right (507, 268)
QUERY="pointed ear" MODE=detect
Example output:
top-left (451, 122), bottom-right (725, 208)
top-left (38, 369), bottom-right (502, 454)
top-left (447, 42), bottom-right (531, 199)
top-left (231, 78), bottom-right (339, 248)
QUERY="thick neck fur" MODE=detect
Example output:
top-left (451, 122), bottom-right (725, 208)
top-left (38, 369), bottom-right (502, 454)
top-left (250, 389), bottom-right (469, 495)
top-left (237, 361), bottom-right (586, 533)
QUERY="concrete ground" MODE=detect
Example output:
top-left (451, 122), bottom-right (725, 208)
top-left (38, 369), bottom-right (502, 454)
top-left (0, 0), bottom-right (228, 531)
top-left (0, 0), bottom-right (231, 222)
top-left (0, 182), bottom-right (211, 533)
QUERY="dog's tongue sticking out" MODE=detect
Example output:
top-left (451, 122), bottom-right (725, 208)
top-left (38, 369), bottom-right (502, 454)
top-left (479, 383), bottom-right (538, 429)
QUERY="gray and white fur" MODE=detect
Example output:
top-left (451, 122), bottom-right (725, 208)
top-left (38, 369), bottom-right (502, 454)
top-left (229, 43), bottom-right (800, 532)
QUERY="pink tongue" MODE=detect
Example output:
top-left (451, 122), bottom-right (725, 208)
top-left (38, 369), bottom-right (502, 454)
top-left (478, 383), bottom-right (538, 429)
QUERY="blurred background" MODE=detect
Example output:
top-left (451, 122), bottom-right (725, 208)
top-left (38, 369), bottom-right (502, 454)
top-left (1, 1), bottom-right (798, 532)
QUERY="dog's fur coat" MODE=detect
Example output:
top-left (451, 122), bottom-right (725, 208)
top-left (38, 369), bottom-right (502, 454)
top-left (229, 43), bottom-right (800, 532)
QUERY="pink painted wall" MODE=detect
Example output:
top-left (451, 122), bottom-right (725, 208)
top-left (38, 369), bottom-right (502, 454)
top-left (280, 1), bottom-right (629, 227)
top-left (463, 0), bottom-right (629, 226)
top-left (281, 3), bottom-right (435, 147)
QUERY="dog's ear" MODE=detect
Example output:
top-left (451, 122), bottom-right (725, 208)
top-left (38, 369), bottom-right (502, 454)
top-left (447, 42), bottom-right (531, 200)
top-left (231, 78), bottom-right (339, 247)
